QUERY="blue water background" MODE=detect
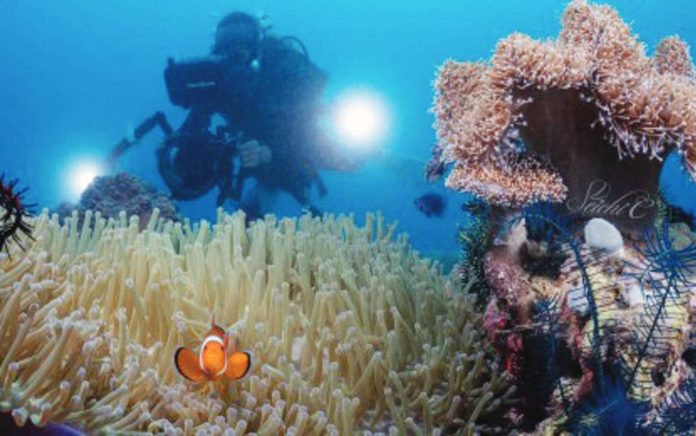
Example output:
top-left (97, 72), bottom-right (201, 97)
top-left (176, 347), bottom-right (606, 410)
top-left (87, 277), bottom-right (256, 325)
top-left (1, 0), bottom-right (695, 257)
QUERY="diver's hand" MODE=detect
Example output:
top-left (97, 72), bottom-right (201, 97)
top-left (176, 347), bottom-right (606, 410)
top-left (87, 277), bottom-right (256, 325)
top-left (239, 140), bottom-right (272, 168)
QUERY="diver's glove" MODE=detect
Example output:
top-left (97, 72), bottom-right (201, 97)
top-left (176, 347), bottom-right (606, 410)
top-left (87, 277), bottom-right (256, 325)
top-left (239, 140), bottom-right (272, 168)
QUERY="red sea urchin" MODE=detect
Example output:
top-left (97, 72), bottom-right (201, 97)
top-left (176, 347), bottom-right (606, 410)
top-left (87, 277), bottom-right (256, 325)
top-left (0, 174), bottom-right (34, 254)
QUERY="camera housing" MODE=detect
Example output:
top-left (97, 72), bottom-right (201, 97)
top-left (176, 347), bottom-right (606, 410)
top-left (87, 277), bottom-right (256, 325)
top-left (164, 56), bottom-right (229, 108)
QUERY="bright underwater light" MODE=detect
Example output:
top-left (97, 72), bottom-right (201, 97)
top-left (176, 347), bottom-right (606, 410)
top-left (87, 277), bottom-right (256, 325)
top-left (331, 89), bottom-right (391, 151)
top-left (66, 160), bottom-right (103, 200)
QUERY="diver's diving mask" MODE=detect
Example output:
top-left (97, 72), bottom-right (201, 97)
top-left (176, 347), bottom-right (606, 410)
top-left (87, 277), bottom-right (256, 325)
top-left (213, 17), bottom-right (263, 71)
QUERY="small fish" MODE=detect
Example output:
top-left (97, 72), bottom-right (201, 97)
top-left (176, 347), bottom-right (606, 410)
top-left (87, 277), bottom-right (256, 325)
top-left (414, 193), bottom-right (446, 217)
top-left (174, 318), bottom-right (253, 382)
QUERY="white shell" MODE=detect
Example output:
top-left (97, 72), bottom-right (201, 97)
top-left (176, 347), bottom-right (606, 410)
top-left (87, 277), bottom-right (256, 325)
top-left (584, 218), bottom-right (624, 256)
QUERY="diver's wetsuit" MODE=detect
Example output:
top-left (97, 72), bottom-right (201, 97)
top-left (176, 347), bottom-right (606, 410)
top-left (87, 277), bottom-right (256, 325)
top-left (178, 36), bottom-right (329, 217)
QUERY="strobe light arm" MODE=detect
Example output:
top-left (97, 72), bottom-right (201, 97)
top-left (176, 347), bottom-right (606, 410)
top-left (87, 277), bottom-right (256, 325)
top-left (106, 112), bottom-right (174, 170)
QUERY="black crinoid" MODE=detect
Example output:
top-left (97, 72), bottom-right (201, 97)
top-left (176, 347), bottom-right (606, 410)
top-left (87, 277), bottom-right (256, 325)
top-left (0, 174), bottom-right (34, 254)
top-left (564, 218), bottom-right (696, 435)
top-left (457, 198), bottom-right (495, 310)
top-left (503, 203), bottom-right (608, 431)
top-left (519, 202), bottom-right (578, 279)
top-left (626, 219), bottom-right (696, 387)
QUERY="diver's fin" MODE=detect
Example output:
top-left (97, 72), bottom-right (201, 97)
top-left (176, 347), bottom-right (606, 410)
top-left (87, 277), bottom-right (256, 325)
top-left (225, 351), bottom-right (253, 380)
top-left (174, 347), bottom-right (207, 382)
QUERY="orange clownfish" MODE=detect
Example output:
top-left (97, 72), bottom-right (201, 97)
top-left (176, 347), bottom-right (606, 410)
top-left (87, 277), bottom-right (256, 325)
top-left (174, 320), bottom-right (253, 382)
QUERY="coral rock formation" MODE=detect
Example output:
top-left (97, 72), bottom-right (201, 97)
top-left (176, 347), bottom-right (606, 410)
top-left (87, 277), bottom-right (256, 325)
top-left (0, 209), bottom-right (512, 434)
top-left (55, 172), bottom-right (181, 229)
top-left (431, 0), bottom-right (696, 231)
top-left (481, 213), bottom-right (696, 432)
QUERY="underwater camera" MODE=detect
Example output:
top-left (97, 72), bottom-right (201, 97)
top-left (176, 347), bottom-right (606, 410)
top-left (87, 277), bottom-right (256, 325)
top-left (156, 132), bottom-right (228, 200)
top-left (164, 56), bottom-right (254, 109)
top-left (164, 56), bottom-right (227, 108)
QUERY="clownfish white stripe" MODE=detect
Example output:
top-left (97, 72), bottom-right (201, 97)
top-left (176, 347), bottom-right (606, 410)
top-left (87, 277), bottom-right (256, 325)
top-left (200, 335), bottom-right (227, 376)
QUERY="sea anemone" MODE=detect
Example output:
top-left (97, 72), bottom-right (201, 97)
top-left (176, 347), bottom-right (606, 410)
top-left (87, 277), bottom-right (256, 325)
top-left (0, 209), bottom-right (512, 434)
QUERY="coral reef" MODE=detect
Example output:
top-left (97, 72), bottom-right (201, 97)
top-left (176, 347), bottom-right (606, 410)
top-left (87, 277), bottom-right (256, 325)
top-left (437, 2), bottom-right (696, 432)
top-left (430, 0), bottom-right (696, 231)
top-left (0, 208), bottom-right (512, 434)
top-left (55, 172), bottom-right (181, 229)
top-left (478, 204), bottom-right (696, 433)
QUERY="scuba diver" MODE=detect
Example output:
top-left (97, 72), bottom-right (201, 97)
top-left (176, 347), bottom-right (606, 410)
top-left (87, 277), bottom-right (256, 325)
top-left (108, 12), bottom-right (355, 220)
